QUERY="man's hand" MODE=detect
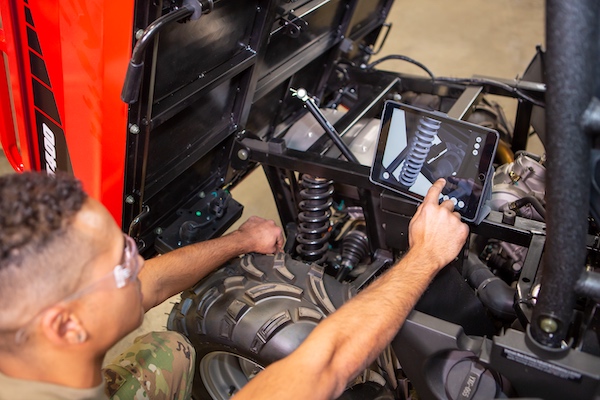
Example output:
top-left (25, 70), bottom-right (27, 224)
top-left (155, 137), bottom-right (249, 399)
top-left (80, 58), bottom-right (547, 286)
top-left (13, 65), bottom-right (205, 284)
top-left (236, 216), bottom-right (284, 254)
top-left (408, 179), bottom-right (469, 270)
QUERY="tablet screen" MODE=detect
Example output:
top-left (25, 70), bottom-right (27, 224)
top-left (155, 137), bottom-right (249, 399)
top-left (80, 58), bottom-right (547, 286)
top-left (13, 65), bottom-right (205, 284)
top-left (370, 101), bottom-right (498, 222)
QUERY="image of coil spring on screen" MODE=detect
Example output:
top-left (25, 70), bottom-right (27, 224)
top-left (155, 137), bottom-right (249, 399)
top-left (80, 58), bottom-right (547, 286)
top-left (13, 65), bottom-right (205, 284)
top-left (371, 101), bottom-right (498, 222)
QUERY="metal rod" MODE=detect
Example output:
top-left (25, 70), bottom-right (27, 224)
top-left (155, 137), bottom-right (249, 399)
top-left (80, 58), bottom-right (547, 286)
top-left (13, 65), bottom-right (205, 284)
top-left (291, 88), bottom-right (361, 164)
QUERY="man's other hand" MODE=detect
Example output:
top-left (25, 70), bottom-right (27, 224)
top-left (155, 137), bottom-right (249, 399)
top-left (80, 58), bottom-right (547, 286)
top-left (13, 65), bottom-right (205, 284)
top-left (408, 179), bottom-right (469, 270)
top-left (237, 216), bottom-right (284, 254)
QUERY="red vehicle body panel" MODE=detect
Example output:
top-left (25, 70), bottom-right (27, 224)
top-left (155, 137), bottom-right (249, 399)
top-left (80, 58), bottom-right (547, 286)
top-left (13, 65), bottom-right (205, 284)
top-left (0, 0), bottom-right (135, 224)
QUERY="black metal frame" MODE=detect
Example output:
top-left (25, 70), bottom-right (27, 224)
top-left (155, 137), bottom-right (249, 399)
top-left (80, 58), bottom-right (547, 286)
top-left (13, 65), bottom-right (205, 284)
top-left (122, 0), bottom-right (395, 252)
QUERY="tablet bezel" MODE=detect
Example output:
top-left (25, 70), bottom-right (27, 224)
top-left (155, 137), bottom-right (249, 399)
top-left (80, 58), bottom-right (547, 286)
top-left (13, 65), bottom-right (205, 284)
top-left (369, 101), bottom-right (499, 222)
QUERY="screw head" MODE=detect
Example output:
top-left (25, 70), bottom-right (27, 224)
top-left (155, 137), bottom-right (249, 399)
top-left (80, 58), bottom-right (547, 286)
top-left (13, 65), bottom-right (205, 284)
top-left (154, 227), bottom-right (163, 235)
top-left (237, 149), bottom-right (249, 161)
top-left (539, 317), bottom-right (558, 333)
top-left (129, 124), bottom-right (140, 135)
top-left (135, 29), bottom-right (144, 40)
top-left (125, 195), bottom-right (135, 205)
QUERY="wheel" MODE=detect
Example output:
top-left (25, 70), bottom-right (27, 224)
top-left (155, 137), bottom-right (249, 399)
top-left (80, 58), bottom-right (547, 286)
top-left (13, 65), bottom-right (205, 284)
top-left (168, 253), bottom-right (355, 399)
top-left (193, 341), bottom-right (264, 399)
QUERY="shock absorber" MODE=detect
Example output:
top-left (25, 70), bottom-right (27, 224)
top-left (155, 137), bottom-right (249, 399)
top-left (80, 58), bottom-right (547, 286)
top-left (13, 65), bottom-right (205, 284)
top-left (336, 228), bottom-right (369, 282)
top-left (399, 116), bottom-right (442, 187)
top-left (296, 175), bottom-right (334, 264)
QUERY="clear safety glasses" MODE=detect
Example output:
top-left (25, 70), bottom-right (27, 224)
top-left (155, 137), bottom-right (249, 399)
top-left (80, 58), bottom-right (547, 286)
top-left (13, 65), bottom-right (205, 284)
top-left (12, 234), bottom-right (142, 344)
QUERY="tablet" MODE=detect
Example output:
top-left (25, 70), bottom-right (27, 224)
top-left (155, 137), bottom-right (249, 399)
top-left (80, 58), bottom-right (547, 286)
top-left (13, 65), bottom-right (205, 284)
top-left (370, 101), bottom-right (499, 223)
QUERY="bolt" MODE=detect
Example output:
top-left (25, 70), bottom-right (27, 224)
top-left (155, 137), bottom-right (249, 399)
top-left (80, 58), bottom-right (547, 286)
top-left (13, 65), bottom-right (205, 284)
top-left (135, 29), bottom-right (144, 40)
top-left (199, 191), bottom-right (206, 199)
top-left (154, 227), bottom-right (163, 235)
top-left (125, 195), bottom-right (135, 204)
top-left (129, 124), bottom-right (140, 135)
top-left (539, 317), bottom-right (558, 333)
top-left (238, 149), bottom-right (249, 161)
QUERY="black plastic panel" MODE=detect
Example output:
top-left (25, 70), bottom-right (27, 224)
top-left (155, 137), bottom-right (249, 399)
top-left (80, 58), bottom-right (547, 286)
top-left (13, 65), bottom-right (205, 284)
top-left (247, 53), bottom-right (334, 139)
top-left (347, 0), bottom-right (388, 38)
top-left (140, 143), bottom-right (231, 246)
top-left (259, 0), bottom-right (346, 77)
top-left (154, 189), bottom-right (244, 253)
top-left (152, 0), bottom-right (260, 102)
top-left (145, 74), bottom-right (243, 198)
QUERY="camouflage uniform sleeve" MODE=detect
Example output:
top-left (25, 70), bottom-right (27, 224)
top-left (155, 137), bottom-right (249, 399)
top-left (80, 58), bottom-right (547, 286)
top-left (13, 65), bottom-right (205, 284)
top-left (102, 331), bottom-right (195, 400)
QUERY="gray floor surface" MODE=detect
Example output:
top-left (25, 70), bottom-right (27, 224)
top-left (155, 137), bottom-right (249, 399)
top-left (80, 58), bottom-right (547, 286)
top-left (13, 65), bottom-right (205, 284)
top-left (0, 0), bottom-right (545, 364)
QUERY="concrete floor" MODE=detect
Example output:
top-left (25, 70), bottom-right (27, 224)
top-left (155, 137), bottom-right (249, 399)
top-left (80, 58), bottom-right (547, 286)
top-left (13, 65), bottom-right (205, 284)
top-left (0, 0), bottom-right (545, 364)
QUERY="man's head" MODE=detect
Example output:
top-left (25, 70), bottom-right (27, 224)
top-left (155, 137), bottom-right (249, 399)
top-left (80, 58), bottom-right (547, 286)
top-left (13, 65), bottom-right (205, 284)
top-left (0, 172), bottom-right (144, 360)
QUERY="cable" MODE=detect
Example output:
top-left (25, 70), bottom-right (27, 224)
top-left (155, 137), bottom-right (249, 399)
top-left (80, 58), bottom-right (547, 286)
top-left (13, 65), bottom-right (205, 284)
top-left (365, 54), bottom-right (435, 80)
top-left (364, 54), bottom-right (545, 108)
top-left (435, 76), bottom-right (546, 108)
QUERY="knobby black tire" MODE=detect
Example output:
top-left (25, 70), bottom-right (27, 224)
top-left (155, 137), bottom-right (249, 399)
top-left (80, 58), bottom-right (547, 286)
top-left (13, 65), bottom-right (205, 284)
top-left (168, 253), bottom-right (354, 399)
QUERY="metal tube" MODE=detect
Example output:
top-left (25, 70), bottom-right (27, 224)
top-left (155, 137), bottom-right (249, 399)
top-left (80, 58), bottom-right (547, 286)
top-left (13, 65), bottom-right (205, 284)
top-left (302, 99), bottom-right (360, 164)
top-left (291, 88), bottom-right (360, 164)
top-left (530, 0), bottom-right (598, 348)
top-left (121, 6), bottom-right (195, 103)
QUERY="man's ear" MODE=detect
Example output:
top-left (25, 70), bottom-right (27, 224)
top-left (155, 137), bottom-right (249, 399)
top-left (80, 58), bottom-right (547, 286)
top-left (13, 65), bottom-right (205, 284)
top-left (40, 306), bottom-right (88, 346)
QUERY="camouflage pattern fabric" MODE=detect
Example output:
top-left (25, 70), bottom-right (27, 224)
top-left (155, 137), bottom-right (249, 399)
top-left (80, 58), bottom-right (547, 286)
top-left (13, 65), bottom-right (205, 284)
top-left (102, 331), bottom-right (195, 400)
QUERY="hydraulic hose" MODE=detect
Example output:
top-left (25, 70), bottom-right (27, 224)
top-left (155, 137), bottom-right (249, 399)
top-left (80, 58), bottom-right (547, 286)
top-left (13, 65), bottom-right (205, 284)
top-left (464, 253), bottom-right (516, 320)
top-left (508, 196), bottom-right (546, 220)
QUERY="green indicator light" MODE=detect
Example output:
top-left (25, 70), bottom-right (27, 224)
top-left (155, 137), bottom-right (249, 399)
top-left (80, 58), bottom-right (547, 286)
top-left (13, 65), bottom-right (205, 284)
top-left (195, 211), bottom-right (202, 217)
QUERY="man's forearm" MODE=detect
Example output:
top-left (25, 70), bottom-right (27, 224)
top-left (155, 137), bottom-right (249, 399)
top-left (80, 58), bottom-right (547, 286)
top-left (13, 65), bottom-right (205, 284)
top-left (140, 230), bottom-right (250, 310)
top-left (235, 249), bottom-right (441, 400)
top-left (313, 250), bottom-right (439, 390)
top-left (139, 216), bottom-right (283, 310)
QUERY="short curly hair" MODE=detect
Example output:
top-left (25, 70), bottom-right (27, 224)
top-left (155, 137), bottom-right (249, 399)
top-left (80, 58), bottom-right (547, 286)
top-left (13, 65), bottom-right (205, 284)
top-left (0, 172), bottom-right (87, 265)
top-left (0, 172), bottom-right (88, 332)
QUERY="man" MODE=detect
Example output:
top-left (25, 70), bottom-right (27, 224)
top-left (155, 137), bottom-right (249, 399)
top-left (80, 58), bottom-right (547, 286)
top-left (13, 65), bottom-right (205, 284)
top-left (0, 172), bottom-right (467, 399)
top-left (0, 172), bottom-right (284, 399)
